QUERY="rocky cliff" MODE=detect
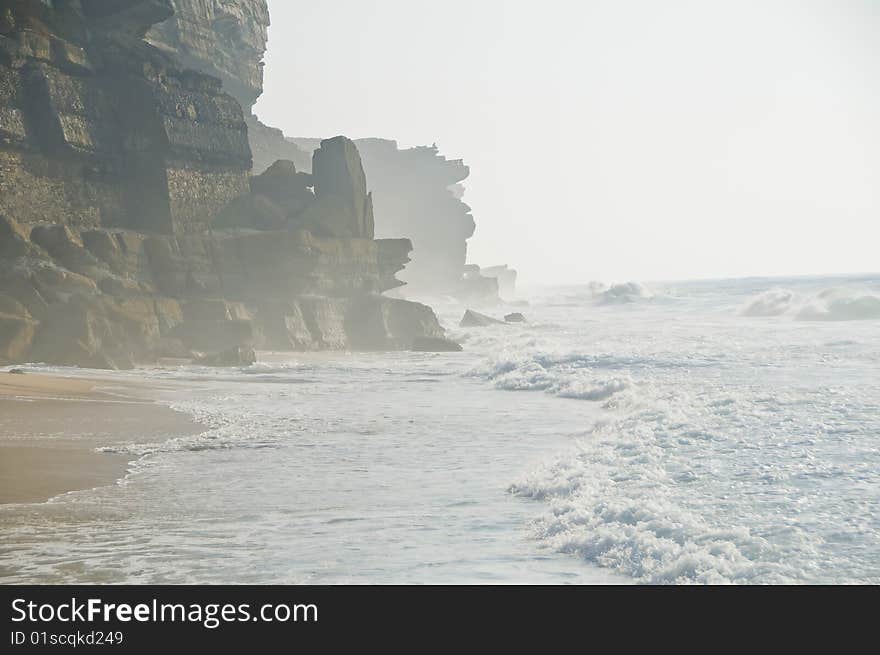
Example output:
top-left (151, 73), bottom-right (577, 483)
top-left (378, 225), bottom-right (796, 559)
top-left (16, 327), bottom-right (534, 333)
top-left (144, 3), bottom-right (508, 300)
top-left (1, 0), bottom-right (252, 234)
top-left (338, 139), bottom-right (475, 296)
top-left (292, 138), bottom-right (515, 299)
top-left (145, 0), bottom-right (312, 175)
top-left (146, 0), bottom-right (269, 111)
top-left (0, 0), bottom-right (445, 368)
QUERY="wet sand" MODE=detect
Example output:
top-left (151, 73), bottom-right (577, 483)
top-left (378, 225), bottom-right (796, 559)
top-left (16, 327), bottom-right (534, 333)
top-left (0, 372), bottom-right (203, 504)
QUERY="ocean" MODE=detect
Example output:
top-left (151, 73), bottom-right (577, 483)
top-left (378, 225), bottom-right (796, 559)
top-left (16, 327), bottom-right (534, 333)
top-left (2, 274), bottom-right (879, 584)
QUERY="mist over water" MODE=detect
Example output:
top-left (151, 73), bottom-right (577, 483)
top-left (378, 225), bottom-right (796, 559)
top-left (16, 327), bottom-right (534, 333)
top-left (2, 274), bottom-right (879, 584)
top-left (259, 0), bottom-right (880, 283)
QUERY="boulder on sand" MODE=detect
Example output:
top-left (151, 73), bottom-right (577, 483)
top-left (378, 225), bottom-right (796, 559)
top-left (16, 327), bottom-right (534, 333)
top-left (460, 309), bottom-right (504, 327)
top-left (411, 337), bottom-right (463, 352)
top-left (504, 313), bottom-right (526, 323)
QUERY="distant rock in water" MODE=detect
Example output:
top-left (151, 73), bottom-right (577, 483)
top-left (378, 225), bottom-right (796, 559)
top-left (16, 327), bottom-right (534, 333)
top-left (411, 337), bottom-right (463, 353)
top-left (458, 265), bottom-right (500, 304)
top-left (195, 346), bottom-right (257, 368)
top-left (460, 310), bottom-right (504, 327)
top-left (482, 266), bottom-right (518, 300)
top-left (504, 313), bottom-right (526, 323)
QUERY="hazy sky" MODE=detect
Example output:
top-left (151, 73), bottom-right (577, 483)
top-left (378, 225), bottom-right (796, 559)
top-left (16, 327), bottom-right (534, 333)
top-left (255, 0), bottom-right (880, 284)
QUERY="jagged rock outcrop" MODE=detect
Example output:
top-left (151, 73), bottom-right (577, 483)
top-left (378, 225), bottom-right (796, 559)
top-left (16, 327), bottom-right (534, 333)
top-left (303, 136), bottom-right (374, 239)
top-left (0, 179), bottom-right (443, 368)
top-left (411, 336), bottom-right (463, 353)
top-left (0, 1), bottom-right (445, 368)
top-left (287, 139), bottom-right (517, 300)
top-left (220, 138), bottom-right (379, 240)
top-left (291, 139), bottom-right (477, 296)
top-left (146, 0), bottom-right (269, 110)
top-left (460, 310), bottom-right (504, 328)
top-left (144, 2), bottom-right (509, 299)
top-left (246, 116), bottom-right (311, 175)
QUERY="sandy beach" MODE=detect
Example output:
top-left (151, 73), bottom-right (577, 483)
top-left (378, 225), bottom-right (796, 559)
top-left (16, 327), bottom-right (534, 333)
top-left (0, 371), bottom-right (203, 505)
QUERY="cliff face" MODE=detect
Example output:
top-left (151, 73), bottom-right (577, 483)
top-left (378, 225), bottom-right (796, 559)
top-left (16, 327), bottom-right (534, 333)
top-left (0, 0), bottom-right (252, 235)
top-left (145, 0), bottom-right (312, 175)
top-left (0, 0), bottom-right (445, 368)
top-left (146, 0), bottom-right (269, 110)
top-left (353, 140), bottom-right (474, 295)
top-left (246, 116), bottom-right (311, 174)
top-left (291, 138), bottom-right (514, 299)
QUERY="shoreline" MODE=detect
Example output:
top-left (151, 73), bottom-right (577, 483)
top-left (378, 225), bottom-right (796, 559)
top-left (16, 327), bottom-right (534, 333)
top-left (0, 371), bottom-right (204, 505)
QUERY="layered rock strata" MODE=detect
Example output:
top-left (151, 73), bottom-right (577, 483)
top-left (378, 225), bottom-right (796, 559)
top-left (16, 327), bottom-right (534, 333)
top-left (144, 2), bottom-right (514, 301)
top-left (146, 0), bottom-right (269, 111)
top-left (292, 139), bottom-right (516, 300)
top-left (0, 0), bottom-right (445, 368)
top-left (145, 1), bottom-right (312, 175)
top-left (290, 139), bottom-right (477, 296)
top-left (1, 0), bottom-right (252, 234)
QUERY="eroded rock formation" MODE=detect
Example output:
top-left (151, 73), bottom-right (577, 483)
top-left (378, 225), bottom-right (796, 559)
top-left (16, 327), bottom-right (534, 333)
top-left (350, 140), bottom-right (476, 295)
top-left (0, 0), bottom-right (446, 368)
top-left (290, 139), bottom-right (516, 300)
top-left (145, 3), bottom-right (509, 302)
top-left (459, 310), bottom-right (504, 328)
top-left (290, 139), bottom-right (476, 296)
top-left (246, 116), bottom-right (311, 175)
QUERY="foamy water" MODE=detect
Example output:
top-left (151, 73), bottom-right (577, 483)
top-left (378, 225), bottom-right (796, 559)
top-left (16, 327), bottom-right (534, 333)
top-left (1, 274), bottom-right (879, 584)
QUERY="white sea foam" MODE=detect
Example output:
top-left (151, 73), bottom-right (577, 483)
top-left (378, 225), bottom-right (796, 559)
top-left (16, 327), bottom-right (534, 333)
top-left (3, 275), bottom-right (880, 584)
top-left (471, 276), bottom-right (880, 583)
top-left (598, 281), bottom-right (654, 304)
top-left (468, 342), bottom-right (633, 403)
top-left (509, 387), bottom-right (814, 584)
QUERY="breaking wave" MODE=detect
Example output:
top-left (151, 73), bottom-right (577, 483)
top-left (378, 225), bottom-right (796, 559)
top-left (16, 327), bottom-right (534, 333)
top-left (509, 378), bottom-right (880, 584)
top-left (467, 276), bottom-right (880, 583)
top-left (741, 286), bottom-right (880, 321)
top-left (740, 288), bottom-right (795, 317)
top-left (598, 281), bottom-right (655, 304)
top-left (796, 288), bottom-right (880, 322)
top-left (472, 348), bottom-right (632, 403)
